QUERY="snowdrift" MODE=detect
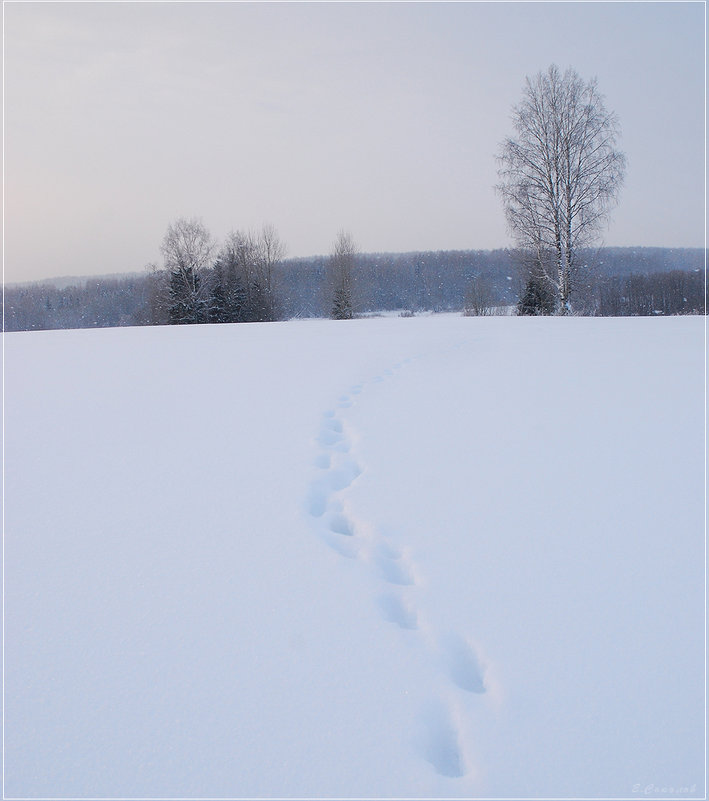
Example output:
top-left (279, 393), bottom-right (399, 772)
top-left (4, 315), bottom-right (705, 798)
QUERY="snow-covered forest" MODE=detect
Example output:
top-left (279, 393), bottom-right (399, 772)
top-left (2, 245), bottom-right (705, 332)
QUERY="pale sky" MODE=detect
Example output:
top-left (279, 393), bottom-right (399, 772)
top-left (3, 1), bottom-right (705, 283)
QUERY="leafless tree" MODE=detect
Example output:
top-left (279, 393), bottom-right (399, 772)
top-left (216, 225), bottom-right (285, 321)
top-left (144, 262), bottom-right (170, 325)
top-left (254, 223), bottom-right (286, 321)
top-left (217, 230), bottom-right (257, 316)
top-left (326, 230), bottom-right (358, 319)
top-left (159, 217), bottom-right (215, 324)
top-left (497, 65), bottom-right (626, 314)
top-left (463, 276), bottom-right (495, 316)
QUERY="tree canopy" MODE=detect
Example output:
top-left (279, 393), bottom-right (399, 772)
top-left (497, 65), bottom-right (626, 314)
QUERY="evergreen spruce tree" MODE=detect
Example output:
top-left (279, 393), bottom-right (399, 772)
top-left (208, 280), bottom-right (229, 323)
top-left (243, 280), bottom-right (267, 322)
top-left (517, 273), bottom-right (557, 316)
top-left (161, 218), bottom-right (214, 325)
top-left (331, 285), bottom-right (353, 320)
top-left (327, 231), bottom-right (358, 320)
top-left (225, 280), bottom-right (247, 323)
top-left (169, 265), bottom-right (206, 324)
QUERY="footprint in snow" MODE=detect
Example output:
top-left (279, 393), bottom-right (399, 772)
top-left (329, 511), bottom-right (355, 537)
top-left (307, 456), bottom-right (362, 516)
top-left (314, 452), bottom-right (331, 469)
top-left (374, 547), bottom-right (416, 586)
top-left (317, 427), bottom-right (343, 448)
top-left (322, 417), bottom-right (343, 433)
top-left (316, 419), bottom-right (351, 453)
top-left (307, 484), bottom-right (328, 518)
top-left (375, 540), bottom-right (402, 560)
top-left (320, 529), bottom-right (360, 560)
top-left (328, 457), bottom-right (362, 491)
top-left (317, 417), bottom-right (345, 447)
top-left (441, 633), bottom-right (486, 694)
top-left (377, 592), bottom-right (418, 630)
top-left (418, 698), bottom-right (467, 779)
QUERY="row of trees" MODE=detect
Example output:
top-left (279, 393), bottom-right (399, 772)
top-left (159, 65), bottom-right (686, 321)
top-left (161, 65), bottom-right (625, 325)
top-left (597, 270), bottom-right (704, 317)
top-left (153, 65), bottom-right (625, 326)
top-left (151, 219), bottom-right (364, 325)
top-left (279, 247), bottom-right (520, 318)
top-left (3, 248), bottom-right (703, 332)
top-left (151, 219), bottom-right (286, 326)
top-left (3, 275), bottom-right (156, 331)
top-left (6, 65), bottom-right (695, 328)
top-left (2, 64), bottom-right (702, 329)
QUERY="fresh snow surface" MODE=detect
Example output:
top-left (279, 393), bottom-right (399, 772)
top-left (4, 315), bottom-right (705, 799)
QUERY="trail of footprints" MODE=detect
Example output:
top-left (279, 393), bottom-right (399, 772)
top-left (307, 359), bottom-right (491, 780)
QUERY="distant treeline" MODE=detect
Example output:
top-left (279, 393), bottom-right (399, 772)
top-left (3, 246), bottom-right (705, 332)
top-left (597, 270), bottom-right (705, 317)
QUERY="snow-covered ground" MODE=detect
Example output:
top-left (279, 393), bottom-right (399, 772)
top-left (3, 315), bottom-right (705, 798)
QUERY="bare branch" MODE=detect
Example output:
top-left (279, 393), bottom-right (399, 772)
top-left (496, 65), bottom-right (625, 314)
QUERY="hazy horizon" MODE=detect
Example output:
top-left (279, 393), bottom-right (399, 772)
top-left (4, 1), bottom-right (705, 284)
top-left (4, 244), bottom-right (707, 291)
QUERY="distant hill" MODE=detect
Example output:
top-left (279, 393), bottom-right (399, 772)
top-left (4, 271), bottom-right (145, 290)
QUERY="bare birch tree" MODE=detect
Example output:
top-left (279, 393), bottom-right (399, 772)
top-left (217, 230), bottom-right (258, 319)
top-left (497, 65), bottom-right (626, 314)
top-left (254, 223), bottom-right (286, 321)
top-left (215, 225), bottom-right (285, 322)
top-left (160, 217), bottom-right (215, 324)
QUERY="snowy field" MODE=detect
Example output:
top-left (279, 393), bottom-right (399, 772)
top-left (3, 314), bottom-right (705, 799)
